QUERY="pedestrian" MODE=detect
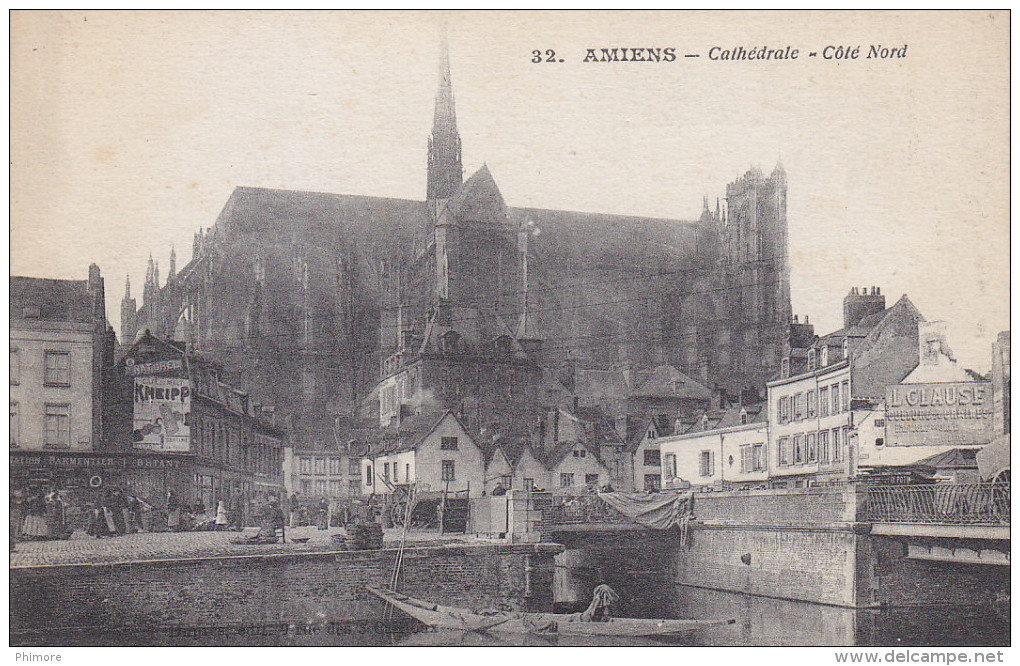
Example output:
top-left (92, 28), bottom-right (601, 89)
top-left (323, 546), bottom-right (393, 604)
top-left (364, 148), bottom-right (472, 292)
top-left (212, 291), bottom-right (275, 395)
top-left (21, 493), bottom-right (50, 540)
top-left (101, 491), bottom-right (118, 537)
top-left (126, 495), bottom-right (142, 533)
top-left (10, 488), bottom-right (26, 550)
top-left (45, 489), bottom-right (67, 539)
top-left (167, 490), bottom-right (182, 532)
top-left (87, 503), bottom-right (107, 538)
top-left (317, 497), bottom-right (329, 530)
top-left (272, 499), bottom-right (287, 542)
top-left (215, 498), bottom-right (228, 531)
top-left (289, 493), bottom-right (299, 528)
top-left (228, 489), bottom-right (244, 531)
top-left (108, 488), bottom-right (128, 535)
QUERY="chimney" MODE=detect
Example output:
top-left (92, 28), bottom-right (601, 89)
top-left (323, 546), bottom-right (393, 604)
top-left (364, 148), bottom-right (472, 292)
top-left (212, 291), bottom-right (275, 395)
top-left (843, 285), bottom-right (886, 329)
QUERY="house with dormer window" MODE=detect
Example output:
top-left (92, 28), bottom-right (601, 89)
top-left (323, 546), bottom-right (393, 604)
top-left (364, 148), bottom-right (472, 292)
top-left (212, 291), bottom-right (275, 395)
top-left (659, 403), bottom-right (768, 490)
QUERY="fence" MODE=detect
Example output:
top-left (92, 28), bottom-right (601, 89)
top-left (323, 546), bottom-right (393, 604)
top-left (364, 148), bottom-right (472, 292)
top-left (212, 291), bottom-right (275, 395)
top-left (541, 493), bottom-right (631, 525)
top-left (864, 483), bottom-right (1010, 526)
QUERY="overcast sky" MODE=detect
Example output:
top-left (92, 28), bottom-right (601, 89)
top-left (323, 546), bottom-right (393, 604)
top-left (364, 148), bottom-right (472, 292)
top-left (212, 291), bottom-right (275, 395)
top-left (10, 10), bottom-right (1010, 371)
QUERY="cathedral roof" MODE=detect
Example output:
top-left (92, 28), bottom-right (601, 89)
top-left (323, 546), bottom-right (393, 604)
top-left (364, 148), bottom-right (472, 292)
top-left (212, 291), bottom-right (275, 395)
top-left (630, 364), bottom-right (713, 401)
top-left (213, 185), bottom-right (701, 278)
top-left (447, 164), bottom-right (507, 226)
top-left (217, 185), bottom-right (423, 246)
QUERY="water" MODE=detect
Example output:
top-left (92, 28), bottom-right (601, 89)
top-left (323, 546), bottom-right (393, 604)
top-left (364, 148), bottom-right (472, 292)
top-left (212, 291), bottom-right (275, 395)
top-left (13, 585), bottom-right (1007, 647)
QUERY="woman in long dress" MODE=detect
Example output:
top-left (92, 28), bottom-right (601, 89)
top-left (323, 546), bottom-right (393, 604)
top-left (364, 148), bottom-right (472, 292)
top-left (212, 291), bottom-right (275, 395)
top-left (167, 490), bottom-right (182, 531)
top-left (21, 493), bottom-right (51, 539)
top-left (215, 500), bottom-right (228, 530)
top-left (45, 490), bottom-right (66, 539)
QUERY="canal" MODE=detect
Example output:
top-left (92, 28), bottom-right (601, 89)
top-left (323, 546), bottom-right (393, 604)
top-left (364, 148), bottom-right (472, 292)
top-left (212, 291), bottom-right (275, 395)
top-left (13, 582), bottom-right (1008, 647)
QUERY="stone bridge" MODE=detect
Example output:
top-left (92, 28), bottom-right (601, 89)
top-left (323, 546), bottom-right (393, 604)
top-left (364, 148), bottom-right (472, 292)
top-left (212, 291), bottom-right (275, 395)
top-left (508, 484), bottom-right (1010, 608)
top-left (524, 483), bottom-right (1010, 566)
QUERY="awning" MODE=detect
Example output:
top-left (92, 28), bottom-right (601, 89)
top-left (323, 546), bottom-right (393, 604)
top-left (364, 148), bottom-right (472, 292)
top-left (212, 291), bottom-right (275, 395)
top-left (976, 434), bottom-right (1010, 480)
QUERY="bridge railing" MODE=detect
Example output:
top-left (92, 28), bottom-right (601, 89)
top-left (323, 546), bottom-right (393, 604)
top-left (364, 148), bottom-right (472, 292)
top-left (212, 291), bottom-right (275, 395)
top-left (541, 493), bottom-right (631, 525)
top-left (864, 483), bottom-right (1010, 526)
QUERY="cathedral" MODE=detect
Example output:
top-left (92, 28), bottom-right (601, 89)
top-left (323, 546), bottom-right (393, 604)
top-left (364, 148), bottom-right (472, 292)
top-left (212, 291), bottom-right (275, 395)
top-left (122, 38), bottom-right (792, 450)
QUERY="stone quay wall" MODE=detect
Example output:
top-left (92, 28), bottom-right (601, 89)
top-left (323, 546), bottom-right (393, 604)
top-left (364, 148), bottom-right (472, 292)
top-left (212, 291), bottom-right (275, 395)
top-left (10, 543), bottom-right (561, 637)
top-left (678, 488), bottom-right (866, 607)
top-left (678, 488), bottom-right (1009, 609)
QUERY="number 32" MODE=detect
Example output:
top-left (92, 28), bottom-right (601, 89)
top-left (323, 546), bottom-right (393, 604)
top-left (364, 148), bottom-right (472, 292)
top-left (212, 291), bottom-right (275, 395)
top-left (532, 49), bottom-right (557, 63)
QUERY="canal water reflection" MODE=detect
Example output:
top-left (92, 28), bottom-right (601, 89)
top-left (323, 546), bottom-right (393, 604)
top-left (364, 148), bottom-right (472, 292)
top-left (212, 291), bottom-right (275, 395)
top-left (12, 584), bottom-right (1008, 647)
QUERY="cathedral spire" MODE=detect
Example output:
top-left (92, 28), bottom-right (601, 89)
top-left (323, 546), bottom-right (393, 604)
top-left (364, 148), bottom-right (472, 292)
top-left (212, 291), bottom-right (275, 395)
top-left (427, 28), bottom-right (463, 201)
top-left (168, 246), bottom-right (176, 281)
top-left (124, 274), bottom-right (131, 300)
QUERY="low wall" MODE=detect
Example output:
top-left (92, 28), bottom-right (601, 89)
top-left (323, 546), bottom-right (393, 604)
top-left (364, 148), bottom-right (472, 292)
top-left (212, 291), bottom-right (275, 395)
top-left (10, 543), bottom-right (560, 642)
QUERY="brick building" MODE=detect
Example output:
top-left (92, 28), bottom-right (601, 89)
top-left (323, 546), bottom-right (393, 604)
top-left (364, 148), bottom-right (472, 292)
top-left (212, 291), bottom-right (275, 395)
top-left (105, 332), bottom-right (286, 510)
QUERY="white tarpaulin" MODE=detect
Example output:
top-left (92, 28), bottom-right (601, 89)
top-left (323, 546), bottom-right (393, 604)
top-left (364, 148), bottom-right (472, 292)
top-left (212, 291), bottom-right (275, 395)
top-left (976, 434), bottom-right (1010, 480)
top-left (597, 491), bottom-right (694, 531)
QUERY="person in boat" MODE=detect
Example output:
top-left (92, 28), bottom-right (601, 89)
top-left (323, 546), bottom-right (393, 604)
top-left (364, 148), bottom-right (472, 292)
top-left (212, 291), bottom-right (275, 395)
top-left (578, 584), bottom-right (620, 622)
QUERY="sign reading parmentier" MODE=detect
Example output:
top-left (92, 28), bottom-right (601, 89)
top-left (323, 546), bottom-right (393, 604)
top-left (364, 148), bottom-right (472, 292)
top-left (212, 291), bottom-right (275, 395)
top-left (885, 382), bottom-right (994, 447)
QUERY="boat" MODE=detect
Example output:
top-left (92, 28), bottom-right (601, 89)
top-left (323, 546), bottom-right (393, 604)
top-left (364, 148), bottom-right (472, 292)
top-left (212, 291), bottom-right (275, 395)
top-left (366, 587), bottom-right (735, 637)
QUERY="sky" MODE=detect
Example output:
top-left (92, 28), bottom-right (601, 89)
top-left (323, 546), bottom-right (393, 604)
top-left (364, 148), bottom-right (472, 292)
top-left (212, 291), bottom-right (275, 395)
top-left (10, 10), bottom-right (1010, 372)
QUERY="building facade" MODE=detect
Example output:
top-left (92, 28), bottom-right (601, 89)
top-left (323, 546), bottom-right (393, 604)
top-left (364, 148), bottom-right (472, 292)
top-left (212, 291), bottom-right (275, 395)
top-left (362, 410), bottom-right (485, 498)
top-left (106, 332), bottom-right (286, 510)
top-left (285, 444), bottom-right (365, 502)
top-left (10, 267), bottom-right (114, 455)
top-left (9, 268), bottom-right (119, 505)
top-left (768, 360), bottom-right (853, 487)
top-left (660, 405), bottom-right (768, 490)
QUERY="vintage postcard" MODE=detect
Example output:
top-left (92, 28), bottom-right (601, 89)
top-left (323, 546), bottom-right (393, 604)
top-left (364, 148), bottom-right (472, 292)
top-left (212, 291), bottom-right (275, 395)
top-left (8, 10), bottom-right (1010, 655)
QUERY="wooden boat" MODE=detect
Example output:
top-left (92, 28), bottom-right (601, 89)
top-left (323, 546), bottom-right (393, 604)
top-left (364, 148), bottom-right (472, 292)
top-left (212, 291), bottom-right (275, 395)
top-left (366, 587), bottom-right (734, 637)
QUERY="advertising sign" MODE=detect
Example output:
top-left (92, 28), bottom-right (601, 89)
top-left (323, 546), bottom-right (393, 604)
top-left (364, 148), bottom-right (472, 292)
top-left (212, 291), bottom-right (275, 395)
top-left (885, 382), bottom-right (994, 447)
top-left (125, 358), bottom-right (183, 376)
top-left (133, 377), bottom-right (191, 451)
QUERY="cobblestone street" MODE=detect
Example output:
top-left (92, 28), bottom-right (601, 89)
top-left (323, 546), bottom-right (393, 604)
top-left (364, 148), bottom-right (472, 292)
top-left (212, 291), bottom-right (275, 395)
top-left (10, 526), bottom-right (498, 568)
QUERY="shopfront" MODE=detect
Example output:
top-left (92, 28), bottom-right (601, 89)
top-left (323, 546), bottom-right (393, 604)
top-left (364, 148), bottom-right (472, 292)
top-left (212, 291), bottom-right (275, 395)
top-left (9, 450), bottom-right (194, 531)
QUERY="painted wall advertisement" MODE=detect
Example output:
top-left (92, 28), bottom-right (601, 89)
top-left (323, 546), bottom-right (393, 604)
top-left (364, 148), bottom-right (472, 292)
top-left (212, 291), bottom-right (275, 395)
top-left (885, 382), bottom-right (994, 447)
top-left (133, 376), bottom-right (191, 452)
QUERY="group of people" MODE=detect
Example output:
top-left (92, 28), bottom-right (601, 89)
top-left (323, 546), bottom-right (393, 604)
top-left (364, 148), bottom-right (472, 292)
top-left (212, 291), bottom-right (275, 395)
top-left (285, 494), bottom-right (332, 531)
top-left (11, 488), bottom-right (70, 544)
top-left (9, 485), bottom-right (153, 548)
top-left (10, 484), bottom-right (349, 550)
top-left (86, 487), bottom-right (151, 538)
top-left (166, 490), bottom-right (248, 532)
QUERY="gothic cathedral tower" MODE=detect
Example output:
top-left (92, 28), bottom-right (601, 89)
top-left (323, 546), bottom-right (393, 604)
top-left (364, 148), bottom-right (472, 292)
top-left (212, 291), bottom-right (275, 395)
top-left (426, 33), bottom-right (463, 210)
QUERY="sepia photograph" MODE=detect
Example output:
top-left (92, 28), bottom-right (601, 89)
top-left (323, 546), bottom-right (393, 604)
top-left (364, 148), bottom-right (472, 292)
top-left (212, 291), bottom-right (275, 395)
top-left (8, 10), bottom-right (1011, 654)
